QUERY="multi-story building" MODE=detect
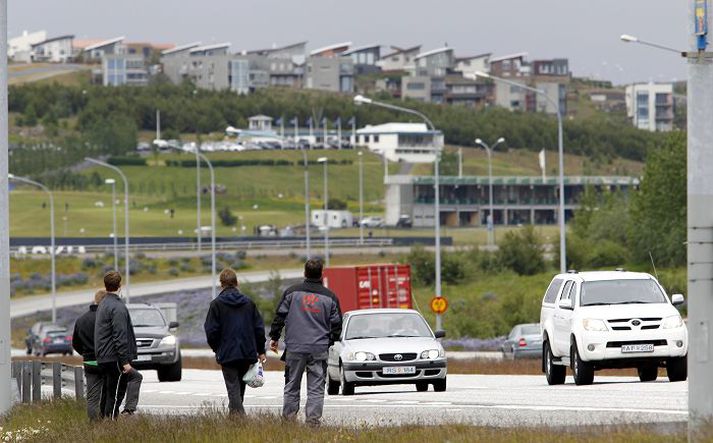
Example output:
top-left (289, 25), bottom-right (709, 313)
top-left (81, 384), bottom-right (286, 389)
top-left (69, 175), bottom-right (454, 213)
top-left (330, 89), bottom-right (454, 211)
top-left (377, 45), bottom-right (421, 72)
top-left (444, 74), bottom-right (492, 108)
top-left (354, 122), bottom-right (443, 163)
top-left (103, 53), bottom-right (149, 86)
top-left (402, 47), bottom-right (454, 104)
top-left (625, 83), bottom-right (674, 132)
top-left (454, 53), bottom-right (491, 78)
top-left (384, 174), bottom-right (639, 227)
top-left (245, 41), bottom-right (306, 89)
top-left (81, 37), bottom-right (126, 62)
top-left (31, 35), bottom-right (74, 63)
top-left (9, 30), bottom-right (47, 62)
top-left (343, 44), bottom-right (381, 75)
top-left (532, 59), bottom-right (570, 115)
top-left (305, 42), bottom-right (354, 93)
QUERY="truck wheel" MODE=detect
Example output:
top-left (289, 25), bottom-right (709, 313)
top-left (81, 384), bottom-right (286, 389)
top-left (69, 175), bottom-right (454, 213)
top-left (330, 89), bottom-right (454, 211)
top-left (416, 382), bottom-right (429, 392)
top-left (158, 356), bottom-right (182, 382)
top-left (433, 377), bottom-right (447, 392)
top-left (667, 356), bottom-right (687, 382)
top-left (340, 365), bottom-right (354, 396)
top-left (571, 344), bottom-right (594, 386)
top-left (637, 365), bottom-right (658, 382)
top-left (544, 340), bottom-right (565, 385)
top-left (327, 375), bottom-right (340, 395)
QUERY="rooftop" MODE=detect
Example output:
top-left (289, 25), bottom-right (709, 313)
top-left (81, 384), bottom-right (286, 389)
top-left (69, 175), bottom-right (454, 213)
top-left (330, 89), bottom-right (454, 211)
top-left (31, 34), bottom-right (74, 47)
top-left (343, 44), bottom-right (381, 55)
top-left (381, 45), bottom-right (422, 59)
top-left (309, 41), bottom-right (352, 56)
top-left (246, 41), bottom-right (307, 55)
top-left (555, 271), bottom-right (656, 282)
top-left (490, 52), bottom-right (528, 63)
top-left (161, 42), bottom-right (202, 56)
top-left (189, 42), bottom-right (231, 54)
top-left (455, 52), bottom-right (492, 62)
top-left (82, 36), bottom-right (125, 52)
top-left (414, 47), bottom-right (453, 60)
top-left (357, 122), bottom-right (441, 135)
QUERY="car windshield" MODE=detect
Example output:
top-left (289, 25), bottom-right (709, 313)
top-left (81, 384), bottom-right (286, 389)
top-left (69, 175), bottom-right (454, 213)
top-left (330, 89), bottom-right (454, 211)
top-left (345, 313), bottom-right (432, 339)
top-left (521, 325), bottom-right (540, 335)
top-left (129, 308), bottom-right (166, 327)
top-left (580, 279), bottom-right (667, 306)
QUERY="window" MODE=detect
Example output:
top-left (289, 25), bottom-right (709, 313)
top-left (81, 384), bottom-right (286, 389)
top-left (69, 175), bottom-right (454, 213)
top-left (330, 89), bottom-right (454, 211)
top-left (406, 82), bottom-right (425, 90)
top-left (543, 278), bottom-right (563, 304)
top-left (580, 279), bottom-right (667, 306)
top-left (558, 280), bottom-right (573, 303)
top-left (374, 135), bottom-right (379, 143)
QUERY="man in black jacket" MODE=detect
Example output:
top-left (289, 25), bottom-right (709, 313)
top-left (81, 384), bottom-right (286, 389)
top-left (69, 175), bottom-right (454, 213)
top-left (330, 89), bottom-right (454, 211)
top-left (72, 289), bottom-right (108, 421)
top-left (94, 271), bottom-right (137, 420)
top-left (269, 259), bottom-right (342, 426)
top-left (204, 268), bottom-right (266, 415)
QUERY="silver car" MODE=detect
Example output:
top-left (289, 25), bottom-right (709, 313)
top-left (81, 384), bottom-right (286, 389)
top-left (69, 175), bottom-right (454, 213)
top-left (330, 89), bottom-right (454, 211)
top-left (501, 323), bottom-right (543, 359)
top-left (327, 309), bottom-right (447, 395)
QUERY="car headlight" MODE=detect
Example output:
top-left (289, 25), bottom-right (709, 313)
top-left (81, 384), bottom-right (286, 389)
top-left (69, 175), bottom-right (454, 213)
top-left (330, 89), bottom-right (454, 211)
top-left (582, 319), bottom-right (608, 332)
top-left (420, 349), bottom-right (440, 360)
top-left (159, 335), bottom-right (177, 346)
top-left (662, 315), bottom-right (684, 329)
top-left (351, 351), bottom-right (376, 362)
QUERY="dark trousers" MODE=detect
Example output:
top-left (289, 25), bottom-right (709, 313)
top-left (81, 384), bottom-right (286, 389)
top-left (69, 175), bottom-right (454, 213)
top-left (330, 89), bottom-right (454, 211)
top-left (283, 351), bottom-right (328, 425)
top-left (221, 361), bottom-right (252, 415)
top-left (84, 366), bottom-right (104, 421)
top-left (115, 368), bottom-right (143, 415)
top-left (99, 361), bottom-right (124, 420)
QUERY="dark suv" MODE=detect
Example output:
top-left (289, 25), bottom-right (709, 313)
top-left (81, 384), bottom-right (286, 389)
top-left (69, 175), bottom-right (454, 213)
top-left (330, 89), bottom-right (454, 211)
top-left (127, 303), bottom-right (182, 382)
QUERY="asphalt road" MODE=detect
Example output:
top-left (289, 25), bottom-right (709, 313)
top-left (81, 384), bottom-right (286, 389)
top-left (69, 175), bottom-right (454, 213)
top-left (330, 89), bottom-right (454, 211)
top-left (136, 369), bottom-right (687, 427)
top-left (10, 269), bottom-right (302, 319)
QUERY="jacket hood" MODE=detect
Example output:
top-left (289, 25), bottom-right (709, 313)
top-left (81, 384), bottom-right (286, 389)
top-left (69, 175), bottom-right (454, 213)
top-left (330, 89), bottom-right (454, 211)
top-left (217, 287), bottom-right (251, 307)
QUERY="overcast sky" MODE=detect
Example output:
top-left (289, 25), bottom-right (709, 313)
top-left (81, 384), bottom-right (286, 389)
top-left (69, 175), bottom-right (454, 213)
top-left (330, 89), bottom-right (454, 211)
top-left (9, 0), bottom-right (688, 84)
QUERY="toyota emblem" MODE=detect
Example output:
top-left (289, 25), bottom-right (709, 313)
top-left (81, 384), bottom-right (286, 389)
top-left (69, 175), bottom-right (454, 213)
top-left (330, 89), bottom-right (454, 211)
top-left (631, 319), bottom-right (641, 326)
top-left (394, 354), bottom-right (403, 361)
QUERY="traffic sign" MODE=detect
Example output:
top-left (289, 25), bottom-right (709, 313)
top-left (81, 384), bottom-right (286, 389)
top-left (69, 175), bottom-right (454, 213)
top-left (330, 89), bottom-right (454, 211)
top-left (430, 296), bottom-right (448, 314)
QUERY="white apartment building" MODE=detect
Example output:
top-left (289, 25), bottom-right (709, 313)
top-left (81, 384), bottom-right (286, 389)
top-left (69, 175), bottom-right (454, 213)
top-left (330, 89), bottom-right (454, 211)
top-left (625, 83), bottom-right (674, 132)
top-left (9, 30), bottom-right (47, 62)
top-left (354, 123), bottom-right (443, 163)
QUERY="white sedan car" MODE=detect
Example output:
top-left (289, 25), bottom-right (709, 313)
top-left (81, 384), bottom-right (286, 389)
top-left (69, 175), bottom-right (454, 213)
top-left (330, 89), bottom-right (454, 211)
top-left (327, 309), bottom-right (447, 395)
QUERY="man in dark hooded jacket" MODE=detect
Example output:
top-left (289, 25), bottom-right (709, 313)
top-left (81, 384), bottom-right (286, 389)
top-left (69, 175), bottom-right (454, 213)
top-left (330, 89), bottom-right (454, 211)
top-left (204, 268), bottom-right (267, 415)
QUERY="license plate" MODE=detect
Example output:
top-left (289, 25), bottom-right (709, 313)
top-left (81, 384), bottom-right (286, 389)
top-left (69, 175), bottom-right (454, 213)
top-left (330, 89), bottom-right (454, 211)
top-left (135, 355), bottom-right (152, 362)
top-left (53, 339), bottom-right (63, 344)
top-left (621, 344), bottom-right (655, 353)
top-left (382, 366), bottom-right (416, 375)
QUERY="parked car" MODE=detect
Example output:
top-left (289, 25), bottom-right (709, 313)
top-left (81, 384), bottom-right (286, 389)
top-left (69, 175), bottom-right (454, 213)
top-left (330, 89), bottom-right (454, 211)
top-left (540, 270), bottom-right (688, 386)
top-left (360, 216), bottom-right (384, 228)
top-left (501, 323), bottom-right (542, 359)
top-left (395, 215), bottom-right (413, 228)
top-left (327, 308), bottom-right (447, 395)
top-left (128, 303), bottom-right (182, 382)
top-left (29, 324), bottom-right (73, 357)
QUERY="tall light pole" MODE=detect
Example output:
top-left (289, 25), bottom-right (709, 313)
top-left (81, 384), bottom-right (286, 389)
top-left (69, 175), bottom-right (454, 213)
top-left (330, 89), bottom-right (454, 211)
top-left (105, 178), bottom-right (119, 271)
top-left (318, 157), bottom-right (329, 266)
top-left (9, 175), bottom-right (56, 322)
top-left (353, 94), bottom-right (444, 331)
top-left (195, 141), bottom-right (202, 252)
top-left (472, 72), bottom-right (566, 273)
top-left (85, 158), bottom-right (131, 301)
top-left (475, 137), bottom-right (506, 247)
top-left (301, 147), bottom-right (311, 258)
top-left (620, 34), bottom-right (686, 55)
top-left (0, 0), bottom-right (10, 415)
top-left (358, 151), bottom-right (364, 245)
top-left (194, 150), bottom-right (217, 299)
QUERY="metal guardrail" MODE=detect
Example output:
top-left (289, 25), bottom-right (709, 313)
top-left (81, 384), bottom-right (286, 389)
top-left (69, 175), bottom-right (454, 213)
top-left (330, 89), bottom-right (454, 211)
top-left (11, 361), bottom-right (84, 403)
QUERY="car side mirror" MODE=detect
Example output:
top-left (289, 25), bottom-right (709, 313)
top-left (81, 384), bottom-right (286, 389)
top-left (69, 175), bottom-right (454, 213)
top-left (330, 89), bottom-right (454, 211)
top-left (434, 330), bottom-right (446, 339)
top-left (558, 298), bottom-right (573, 310)
top-left (169, 321), bottom-right (179, 329)
top-left (671, 294), bottom-right (685, 307)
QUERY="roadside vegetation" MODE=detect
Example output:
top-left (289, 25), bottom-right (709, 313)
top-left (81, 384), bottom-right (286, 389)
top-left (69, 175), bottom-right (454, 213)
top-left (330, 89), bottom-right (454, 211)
top-left (0, 399), bottom-right (695, 443)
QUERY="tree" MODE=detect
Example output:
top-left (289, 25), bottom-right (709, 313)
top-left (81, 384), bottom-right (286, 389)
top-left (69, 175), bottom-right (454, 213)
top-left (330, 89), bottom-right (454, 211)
top-left (219, 207), bottom-right (237, 227)
top-left (497, 225), bottom-right (546, 276)
top-left (327, 198), bottom-right (347, 210)
top-left (628, 132), bottom-right (686, 267)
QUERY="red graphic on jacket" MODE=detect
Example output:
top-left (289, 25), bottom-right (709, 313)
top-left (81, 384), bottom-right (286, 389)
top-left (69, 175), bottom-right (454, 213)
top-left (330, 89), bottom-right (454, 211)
top-left (301, 294), bottom-right (321, 313)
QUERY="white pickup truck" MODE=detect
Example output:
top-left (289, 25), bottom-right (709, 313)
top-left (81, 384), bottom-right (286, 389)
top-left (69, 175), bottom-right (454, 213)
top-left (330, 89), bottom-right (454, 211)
top-left (540, 270), bottom-right (687, 385)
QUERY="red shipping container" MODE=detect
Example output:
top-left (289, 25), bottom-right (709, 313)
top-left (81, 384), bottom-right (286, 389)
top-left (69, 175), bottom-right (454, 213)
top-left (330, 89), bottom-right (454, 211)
top-left (323, 264), bottom-right (412, 313)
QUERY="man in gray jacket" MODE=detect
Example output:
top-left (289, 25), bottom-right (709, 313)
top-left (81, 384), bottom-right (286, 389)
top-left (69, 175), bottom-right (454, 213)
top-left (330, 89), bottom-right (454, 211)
top-left (94, 271), bottom-right (137, 420)
top-left (269, 259), bottom-right (342, 426)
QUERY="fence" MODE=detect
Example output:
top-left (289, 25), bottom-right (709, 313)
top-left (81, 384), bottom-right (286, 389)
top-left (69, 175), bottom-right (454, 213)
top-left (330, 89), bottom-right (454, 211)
top-left (11, 360), bottom-right (85, 403)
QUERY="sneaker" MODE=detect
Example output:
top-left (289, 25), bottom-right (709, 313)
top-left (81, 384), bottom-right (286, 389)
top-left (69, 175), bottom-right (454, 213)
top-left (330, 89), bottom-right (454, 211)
top-left (120, 410), bottom-right (135, 416)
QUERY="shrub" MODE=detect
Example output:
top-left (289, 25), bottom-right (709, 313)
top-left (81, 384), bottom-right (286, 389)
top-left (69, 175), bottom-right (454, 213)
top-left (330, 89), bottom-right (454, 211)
top-left (219, 207), bottom-right (237, 227)
top-left (496, 226), bottom-right (545, 276)
top-left (168, 267), bottom-right (180, 277)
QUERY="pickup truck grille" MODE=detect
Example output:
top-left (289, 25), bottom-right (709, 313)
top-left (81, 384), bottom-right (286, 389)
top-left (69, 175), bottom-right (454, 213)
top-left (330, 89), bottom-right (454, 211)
top-left (607, 318), bottom-right (662, 331)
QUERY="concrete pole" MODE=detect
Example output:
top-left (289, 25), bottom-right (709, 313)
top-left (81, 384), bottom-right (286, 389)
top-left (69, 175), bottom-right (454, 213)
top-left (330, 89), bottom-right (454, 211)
top-left (487, 148), bottom-right (494, 246)
top-left (0, 0), bottom-right (10, 415)
top-left (196, 151), bottom-right (217, 299)
top-left (458, 147), bottom-right (463, 178)
top-left (302, 148), bottom-right (311, 258)
top-left (108, 180), bottom-right (118, 271)
top-left (323, 160), bottom-right (330, 266)
top-left (196, 143), bottom-right (202, 252)
top-left (434, 153), bottom-right (442, 332)
top-left (688, 0), bottom-right (713, 434)
top-left (359, 151), bottom-right (364, 245)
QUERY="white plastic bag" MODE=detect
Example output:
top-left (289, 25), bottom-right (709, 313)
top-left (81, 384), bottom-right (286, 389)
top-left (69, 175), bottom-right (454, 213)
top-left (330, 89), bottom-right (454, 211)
top-left (242, 361), bottom-right (265, 388)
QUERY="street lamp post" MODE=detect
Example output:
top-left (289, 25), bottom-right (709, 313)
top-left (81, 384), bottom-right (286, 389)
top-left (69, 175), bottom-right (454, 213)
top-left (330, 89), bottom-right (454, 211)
top-left (353, 95), bottom-right (444, 331)
top-left (0, 1), bottom-right (10, 414)
top-left (475, 138), bottom-right (506, 247)
top-left (318, 157), bottom-right (329, 266)
top-left (302, 147), bottom-right (311, 258)
top-left (472, 72), bottom-right (566, 273)
top-left (194, 150), bottom-right (217, 299)
top-left (105, 178), bottom-right (119, 271)
top-left (195, 141), bottom-right (202, 253)
top-left (358, 151), bottom-right (364, 245)
top-left (85, 158), bottom-right (131, 301)
top-left (9, 174), bottom-right (56, 322)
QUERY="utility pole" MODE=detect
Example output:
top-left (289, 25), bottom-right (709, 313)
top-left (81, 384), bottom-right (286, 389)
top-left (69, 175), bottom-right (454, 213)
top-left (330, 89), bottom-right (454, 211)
top-left (0, 0), bottom-right (11, 415)
top-left (688, 0), bottom-right (713, 435)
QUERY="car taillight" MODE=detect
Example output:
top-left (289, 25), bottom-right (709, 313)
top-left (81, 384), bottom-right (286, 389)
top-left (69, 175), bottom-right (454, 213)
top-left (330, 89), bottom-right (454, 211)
top-left (43, 338), bottom-right (51, 344)
top-left (518, 338), bottom-right (527, 347)
top-left (66, 335), bottom-right (72, 341)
